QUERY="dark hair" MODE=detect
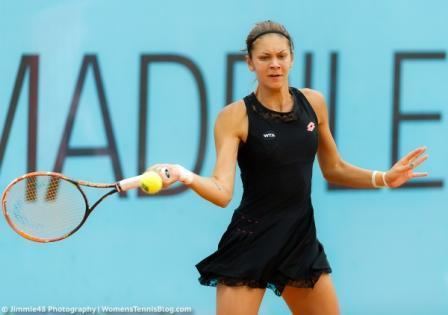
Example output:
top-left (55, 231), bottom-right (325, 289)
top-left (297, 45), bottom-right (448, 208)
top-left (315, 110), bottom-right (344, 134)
top-left (246, 20), bottom-right (294, 57)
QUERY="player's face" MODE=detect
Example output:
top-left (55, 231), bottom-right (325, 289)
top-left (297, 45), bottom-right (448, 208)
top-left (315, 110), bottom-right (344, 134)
top-left (247, 34), bottom-right (293, 90)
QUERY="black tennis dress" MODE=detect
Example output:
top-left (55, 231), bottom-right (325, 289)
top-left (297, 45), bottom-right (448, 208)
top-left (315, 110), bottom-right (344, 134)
top-left (196, 87), bottom-right (332, 296)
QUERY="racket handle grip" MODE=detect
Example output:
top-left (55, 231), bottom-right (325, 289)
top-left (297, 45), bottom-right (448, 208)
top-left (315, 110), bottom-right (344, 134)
top-left (117, 175), bottom-right (143, 192)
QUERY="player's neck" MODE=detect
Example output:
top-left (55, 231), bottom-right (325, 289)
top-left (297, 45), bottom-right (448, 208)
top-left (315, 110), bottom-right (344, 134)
top-left (255, 86), bottom-right (293, 112)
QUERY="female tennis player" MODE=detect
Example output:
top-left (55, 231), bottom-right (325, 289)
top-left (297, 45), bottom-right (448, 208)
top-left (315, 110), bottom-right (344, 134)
top-left (148, 20), bottom-right (428, 315)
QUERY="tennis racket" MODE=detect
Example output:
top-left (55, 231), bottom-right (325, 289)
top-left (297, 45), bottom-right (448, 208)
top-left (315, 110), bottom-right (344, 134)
top-left (1, 170), bottom-right (169, 243)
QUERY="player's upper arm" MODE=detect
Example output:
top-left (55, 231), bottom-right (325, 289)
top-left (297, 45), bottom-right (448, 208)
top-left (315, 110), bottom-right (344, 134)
top-left (212, 101), bottom-right (246, 200)
top-left (300, 88), bottom-right (342, 179)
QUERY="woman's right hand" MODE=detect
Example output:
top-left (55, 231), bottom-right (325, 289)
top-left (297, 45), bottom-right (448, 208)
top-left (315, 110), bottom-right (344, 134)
top-left (146, 164), bottom-right (195, 189)
top-left (145, 164), bottom-right (181, 189)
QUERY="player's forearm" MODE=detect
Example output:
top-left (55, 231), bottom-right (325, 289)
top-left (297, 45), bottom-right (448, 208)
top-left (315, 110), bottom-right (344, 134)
top-left (324, 160), bottom-right (387, 188)
top-left (186, 174), bottom-right (232, 208)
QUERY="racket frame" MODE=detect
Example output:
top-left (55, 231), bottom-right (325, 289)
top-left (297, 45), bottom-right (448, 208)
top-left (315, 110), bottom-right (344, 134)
top-left (1, 171), bottom-right (123, 243)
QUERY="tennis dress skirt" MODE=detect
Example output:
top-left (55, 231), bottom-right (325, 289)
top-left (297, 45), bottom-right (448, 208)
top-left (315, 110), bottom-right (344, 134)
top-left (196, 87), bottom-right (332, 296)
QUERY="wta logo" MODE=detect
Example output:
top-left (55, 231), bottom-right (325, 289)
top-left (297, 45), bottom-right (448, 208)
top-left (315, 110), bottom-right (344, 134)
top-left (263, 132), bottom-right (276, 139)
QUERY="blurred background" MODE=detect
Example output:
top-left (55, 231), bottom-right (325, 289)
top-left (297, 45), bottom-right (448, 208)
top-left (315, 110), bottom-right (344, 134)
top-left (1, 0), bottom-right (447, 314)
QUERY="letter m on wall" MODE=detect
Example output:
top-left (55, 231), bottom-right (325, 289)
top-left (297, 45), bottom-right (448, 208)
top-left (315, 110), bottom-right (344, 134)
top-left (0, 55), bottom-right (38, 175)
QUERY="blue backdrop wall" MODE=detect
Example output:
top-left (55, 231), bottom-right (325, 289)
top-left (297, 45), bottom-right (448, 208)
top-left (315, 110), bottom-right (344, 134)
top-left (1, 0), bottom-right (447, 314)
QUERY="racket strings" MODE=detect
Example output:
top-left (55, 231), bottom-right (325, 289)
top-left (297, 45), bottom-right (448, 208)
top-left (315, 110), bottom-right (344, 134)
top-left (4, 175), bottom-right (87, 241)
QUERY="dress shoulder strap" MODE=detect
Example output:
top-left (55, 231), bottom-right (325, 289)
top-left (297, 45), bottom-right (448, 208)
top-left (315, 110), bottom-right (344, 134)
top-left (290, 87), bottom-right (319, 124)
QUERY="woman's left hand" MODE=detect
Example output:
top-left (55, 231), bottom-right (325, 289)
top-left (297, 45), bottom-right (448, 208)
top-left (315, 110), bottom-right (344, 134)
top-left (384, 146), bottom-right (429, 188)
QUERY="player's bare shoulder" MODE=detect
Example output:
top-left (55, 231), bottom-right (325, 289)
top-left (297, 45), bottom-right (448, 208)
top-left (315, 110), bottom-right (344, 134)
top-left (215, 100), bottom-right (247, 141)
top-left (220, 99), bottom-right (246, 120)
top-left (299, 88), bottom-right (327, 124)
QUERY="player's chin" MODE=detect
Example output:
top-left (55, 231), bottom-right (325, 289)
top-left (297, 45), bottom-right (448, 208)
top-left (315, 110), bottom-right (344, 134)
top-left (263, 81), bottom-right (286, 90)
top-left (261, 77), bottom-right (287, 89)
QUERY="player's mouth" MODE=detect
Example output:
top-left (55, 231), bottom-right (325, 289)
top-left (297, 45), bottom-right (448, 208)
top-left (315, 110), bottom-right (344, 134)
top-left (268, 74), bottom-right (283, 78)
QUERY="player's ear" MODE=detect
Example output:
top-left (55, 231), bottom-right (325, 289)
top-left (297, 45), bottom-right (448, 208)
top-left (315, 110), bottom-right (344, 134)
top-left (246, 54), bottom-right (255, 72)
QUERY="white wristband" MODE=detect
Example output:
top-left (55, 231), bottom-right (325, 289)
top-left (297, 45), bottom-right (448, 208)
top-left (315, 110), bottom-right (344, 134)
top-left (371, 170), bottom-right (379, 188)
top-left (382, 171), bottom-right (390, 188)
top-left (175, 164), bottom-right (194, 185)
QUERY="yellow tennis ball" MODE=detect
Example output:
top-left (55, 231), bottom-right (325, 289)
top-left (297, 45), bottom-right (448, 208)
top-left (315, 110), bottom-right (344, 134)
top-left (140, 171), bottom-right (163, 194)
